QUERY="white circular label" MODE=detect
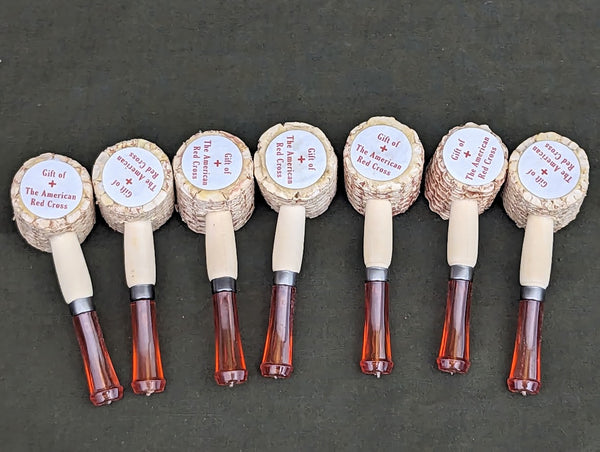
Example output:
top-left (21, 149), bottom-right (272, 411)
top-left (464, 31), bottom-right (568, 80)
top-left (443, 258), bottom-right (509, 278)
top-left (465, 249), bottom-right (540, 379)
top-left (265, 130), bottom-right (327, 189)
top-left (181, 135), bottom-right (243, 190)
top-left (517, 140), bottom-right (581, 199)
top-left (102, 147), bottom-right (165, 207)
top-left (442, 128), bottom-right (505, 186)
top-left (20, 160), bottom-right (83, 219)
top-left (350, 125), bottom-right (412, 181)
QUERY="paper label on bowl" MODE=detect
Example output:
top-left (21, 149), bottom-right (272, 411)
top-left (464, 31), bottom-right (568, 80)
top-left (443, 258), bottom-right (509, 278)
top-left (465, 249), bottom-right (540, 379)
top-left (517, 140), bottom-right (581, 199)
top-left (265, 130), bottom-right (327, 189)
top-left (20, 160), bottom-right (83, 219)
top-left (442, 127), bottom-right (505, 186)
top-left (350, 125), bottom-right (412, 181)
top-left (102, 147), bottom-right (165, 207)
top-left (182, 135), bottom-right (243, 191)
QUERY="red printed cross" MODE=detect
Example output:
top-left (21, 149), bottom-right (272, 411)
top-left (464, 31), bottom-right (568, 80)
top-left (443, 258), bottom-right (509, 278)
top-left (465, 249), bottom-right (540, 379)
top-left (541, 169), bottom-right (548, 175)
top-left (298, 155), bottom-right (305, 164)
top-left (464, 151), bottom-right (471, 158)
top-left (214, 160), bottom-right (222, 167)
top-left (380, 145), bottom-right (387, 152)
top-left (126, 178), bottom-right (132, 185)
top-left (48, 180), bottom-right (56, 187)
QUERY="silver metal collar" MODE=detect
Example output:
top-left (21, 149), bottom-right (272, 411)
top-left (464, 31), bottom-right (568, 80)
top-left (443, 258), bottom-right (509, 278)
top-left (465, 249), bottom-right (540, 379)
top-left (273, 270), bottom-right (298, 286)
top-left (450, 265), bottom-right (474, 281)
top-left (211, 277), bottom-right (237, 293)
top-left (130, 284), bottom-right (155, 301)
top-left (520, 286), bottom-right (546, 302)
top-left (366, 267), bottom-right (388, 282)
top-left (69, 297), bottom-right (95, 316)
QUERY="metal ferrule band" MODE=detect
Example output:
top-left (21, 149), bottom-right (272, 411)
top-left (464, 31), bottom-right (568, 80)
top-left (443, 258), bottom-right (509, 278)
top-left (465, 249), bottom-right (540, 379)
top-left (130, 284), bottom-right (155, 302)
top-left (520, 286), bottom-right (546, 302)
top-left (366, 267), bottom-right (388, 282)
top-left (273, 270), bottom-right (298, 286)
top-left (450, 265), bottom-right (474, 281)
top-left (211, 277), bottom-right (237, 294)
top-left (69, 297), bottom-right (95, 316)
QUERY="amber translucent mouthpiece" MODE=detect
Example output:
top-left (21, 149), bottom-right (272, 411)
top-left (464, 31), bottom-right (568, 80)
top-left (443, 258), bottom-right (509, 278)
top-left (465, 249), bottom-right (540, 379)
top-left (212, 287), bottom-right (247, 386)
top-left (507, 298), bottom-right (543, 395)
top-left (130, 298), bottom-right (166, 395)
top-left (72, 310), bottom-right (123, 406)
top-left (360, 280), bottom-right (393, 376)
top-left (437, 278), bottom-right (472, 374)
top-left (261, 284), bottom-right (296, 379)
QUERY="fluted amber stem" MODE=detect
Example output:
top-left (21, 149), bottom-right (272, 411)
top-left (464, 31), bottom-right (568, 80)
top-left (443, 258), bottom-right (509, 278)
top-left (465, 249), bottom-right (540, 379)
top-left (261, 284), bottom-right (296, 379)
top-left (437, 278), bottom-right (472, 374)
top-left (72, 311), bottom-right (123, 406)
top-left (360, 280), bottom-right (393, 376)
top-left (130, 299), bottom-right (166, 395)
top-left (213, 290), bottom-right (247, 386)
top-left (508, 299), bottom-right (543, 395)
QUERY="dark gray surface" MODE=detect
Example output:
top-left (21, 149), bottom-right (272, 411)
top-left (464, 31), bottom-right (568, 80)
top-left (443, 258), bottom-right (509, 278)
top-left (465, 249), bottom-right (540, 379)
top-left (1, 1), bottom-right (599, 450)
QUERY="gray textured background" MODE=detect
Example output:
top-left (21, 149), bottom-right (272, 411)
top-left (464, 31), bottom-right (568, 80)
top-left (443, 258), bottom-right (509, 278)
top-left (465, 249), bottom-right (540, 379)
top-left (1, 1), bottom-right (599, 450)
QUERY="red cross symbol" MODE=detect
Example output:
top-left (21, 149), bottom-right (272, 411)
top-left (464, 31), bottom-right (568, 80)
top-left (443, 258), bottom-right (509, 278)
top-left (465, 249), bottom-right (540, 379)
top-left (126, 178), bottom-right (132, 185)
top-left (298, 155), bottom-right (305, 164)
top-left (380, 145), bottom-right (387, 152)
top-left (541, 169), bottom-right (548, 175)
top-left (214, 160), bottom-right (222, 167)
top-left (48, 180), bottom-right (56, 187)
top-left (464, 151), bottom-right (471, 158)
